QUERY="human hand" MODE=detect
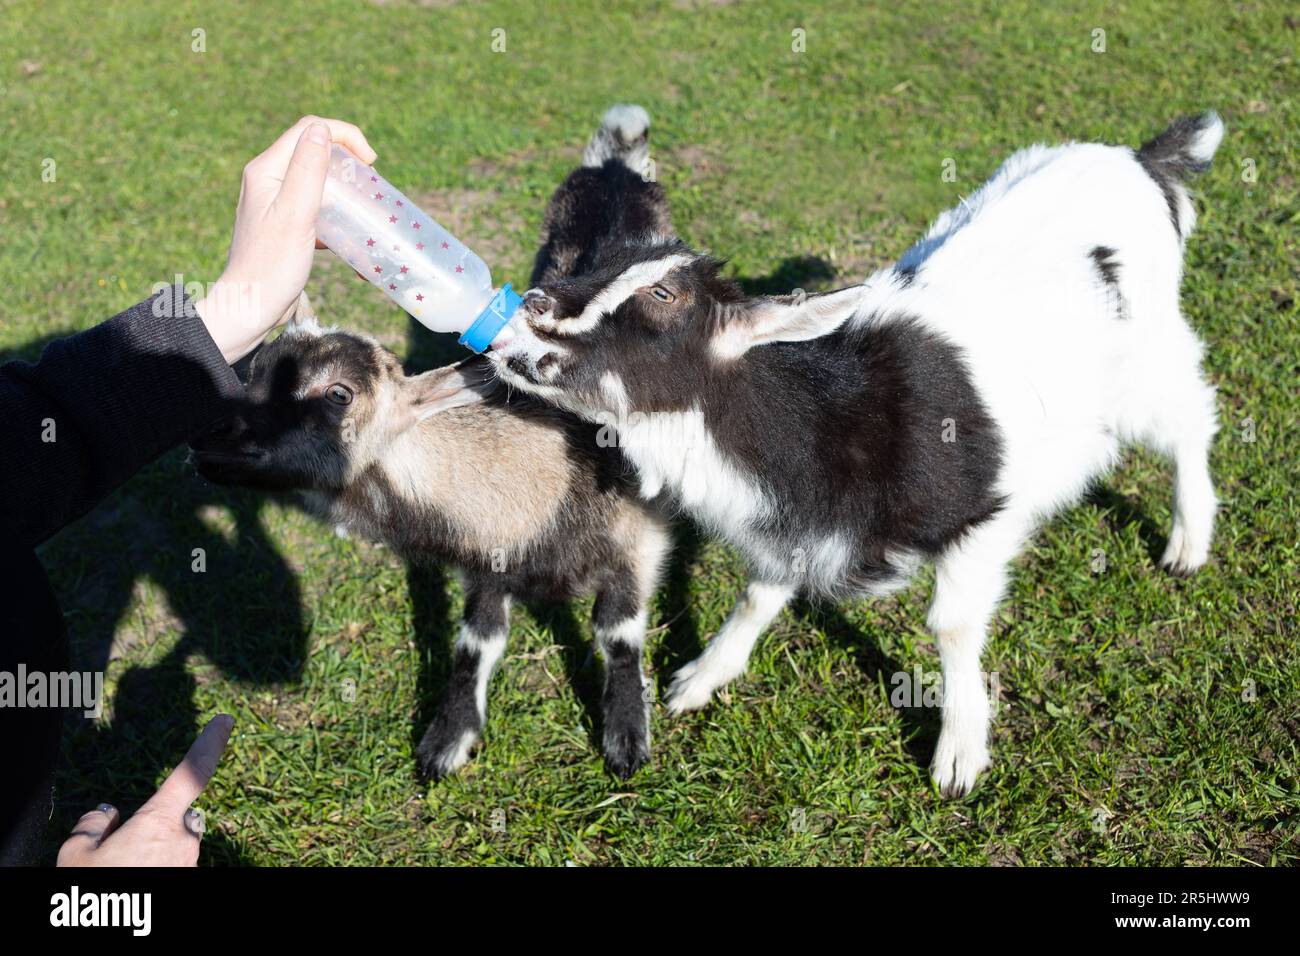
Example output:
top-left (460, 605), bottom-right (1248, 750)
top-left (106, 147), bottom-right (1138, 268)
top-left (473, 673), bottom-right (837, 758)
top-left (57, 714), bottom-right (234, 867)
top-left (194, 116), bottom-right (377, 363)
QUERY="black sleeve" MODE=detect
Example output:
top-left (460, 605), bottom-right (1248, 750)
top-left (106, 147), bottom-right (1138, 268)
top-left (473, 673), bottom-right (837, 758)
top-left (0, 284), bottom-right (246, 549)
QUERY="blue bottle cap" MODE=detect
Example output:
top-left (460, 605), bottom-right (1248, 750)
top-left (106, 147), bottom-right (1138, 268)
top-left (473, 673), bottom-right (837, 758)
top-left (459, 283), bottom-right (523, 353)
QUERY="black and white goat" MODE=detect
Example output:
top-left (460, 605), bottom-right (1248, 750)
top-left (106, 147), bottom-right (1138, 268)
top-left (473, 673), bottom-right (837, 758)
top-left (490, 110), bottom-right (1224, 796)
top-left (190, 107), bottom-right (674, 779)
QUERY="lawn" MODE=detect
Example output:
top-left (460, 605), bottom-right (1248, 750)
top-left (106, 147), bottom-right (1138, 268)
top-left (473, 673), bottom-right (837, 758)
top-left (2, 0), bottom-right (1296, 865)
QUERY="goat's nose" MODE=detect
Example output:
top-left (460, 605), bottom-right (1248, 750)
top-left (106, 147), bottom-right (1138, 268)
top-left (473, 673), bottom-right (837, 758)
top-left (523, 293), bottom-right (554, 317)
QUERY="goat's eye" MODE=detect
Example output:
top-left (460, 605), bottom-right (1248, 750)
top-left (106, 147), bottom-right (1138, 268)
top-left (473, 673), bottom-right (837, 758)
top-left (325, 384), bottom-right (353, 406)
top-left (647, 285), bottom-right (676, 304)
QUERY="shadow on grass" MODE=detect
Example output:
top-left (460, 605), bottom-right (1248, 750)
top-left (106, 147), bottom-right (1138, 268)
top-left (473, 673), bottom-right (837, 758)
top-left (789, 600), bottom-right (941, 769)
top-left (648, 522), bottom-right (704, 683)
top-left (735, 255), bottom-right (838, 296)
top-left (403, 315), bottom-right (465, 375)
top-left (40, 463), bottom-right (307, 865)
top-left (1086, 486), bottom-right (1169, 567)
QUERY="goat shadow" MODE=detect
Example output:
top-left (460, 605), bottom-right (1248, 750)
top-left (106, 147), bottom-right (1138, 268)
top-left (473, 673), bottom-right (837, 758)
top-left (4, 337), bottom-right (306, 865)
top-left (1086, 485), bottom-right (1171, 567)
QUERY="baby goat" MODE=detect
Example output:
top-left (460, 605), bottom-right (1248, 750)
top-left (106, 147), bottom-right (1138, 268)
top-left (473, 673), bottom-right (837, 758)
top-left (491, 111), bottom-right (1225, 796)
top-left (190, 106), bottom-right (675, 779)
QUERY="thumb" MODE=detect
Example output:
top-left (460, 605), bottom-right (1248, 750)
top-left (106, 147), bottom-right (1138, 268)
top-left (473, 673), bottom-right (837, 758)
top-left (273, 121), bottom-right (332, 230)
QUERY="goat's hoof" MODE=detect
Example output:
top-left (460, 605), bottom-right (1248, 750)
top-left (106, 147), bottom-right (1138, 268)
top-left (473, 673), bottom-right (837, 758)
top-left (416, 725), bottom-right (480, 781)
top-left (602, 726), bottom-right (650, 780)
top-left (930, 735), bottom-right (990, 799)
top-left (663, 660), bottom-right (724, 715)
top-left (1159, 526), bottom-right (1208, 577)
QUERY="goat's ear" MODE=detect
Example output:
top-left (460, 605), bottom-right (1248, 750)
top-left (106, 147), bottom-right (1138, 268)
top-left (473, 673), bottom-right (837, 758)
top-left (284, 291), bottom-right (323, 337)
top-left (403, 362), bottom-right (493, 423)
top-left (712, 286), bottom-right (863, 360)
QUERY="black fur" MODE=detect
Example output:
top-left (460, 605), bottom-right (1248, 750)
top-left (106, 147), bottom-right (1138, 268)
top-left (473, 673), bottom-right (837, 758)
top-left (1089, 245), bottom-right (1128, 320)
top-left (599, 638), bottom-right (650, 779)
top-left (532, 160), bottom-right (672, 287)
top-left (726, 319), bottom-right (1004, 592)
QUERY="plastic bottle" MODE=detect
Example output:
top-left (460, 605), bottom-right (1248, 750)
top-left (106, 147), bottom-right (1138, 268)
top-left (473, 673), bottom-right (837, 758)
top-left (315, 144), bottom-right (521, 352)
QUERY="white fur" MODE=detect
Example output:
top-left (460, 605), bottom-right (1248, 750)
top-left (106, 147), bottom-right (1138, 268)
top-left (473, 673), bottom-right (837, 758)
top-left (619, 405), bottom-right (772, 533)
top-left (835, 137), bottom-right (1217, 792)
top-left (431, 729), bottom-right (480, 777)
top-left (1185, 112), bottom-right (1225, 166)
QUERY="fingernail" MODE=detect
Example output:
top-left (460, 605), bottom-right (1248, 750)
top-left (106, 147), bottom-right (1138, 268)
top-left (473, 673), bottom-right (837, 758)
top-left (307, 122), bottom-right (330, 145)
top-left (96, 803), bottom-right (116, 815)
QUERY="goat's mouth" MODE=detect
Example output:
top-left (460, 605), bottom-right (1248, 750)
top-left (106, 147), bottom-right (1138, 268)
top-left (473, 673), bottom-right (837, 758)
top-left (485, 349), bottom-right (538, 386)
top-left (487, 348), bottom-right (571, 396)
top-left (504, 355), bottom-right (541, 384)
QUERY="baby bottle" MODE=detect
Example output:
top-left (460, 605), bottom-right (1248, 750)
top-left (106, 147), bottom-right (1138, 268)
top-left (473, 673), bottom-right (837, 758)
top-left (315, 144), bottom-right (521, 352)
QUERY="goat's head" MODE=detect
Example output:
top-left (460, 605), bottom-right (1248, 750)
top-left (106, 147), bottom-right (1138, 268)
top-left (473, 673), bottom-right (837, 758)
top-left (191, 294), bottom-right (487, 492)
top-left (488, 238), bottom-right (864, 420)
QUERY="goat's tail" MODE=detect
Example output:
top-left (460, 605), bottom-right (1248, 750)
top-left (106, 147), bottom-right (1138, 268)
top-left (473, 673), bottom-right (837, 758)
top-left (583, 103), bottom-right (651, 176)
top-left (1138, 111), bottom-right (1225, 178)
top-left (1136, 112), bottom-right (1224, 239)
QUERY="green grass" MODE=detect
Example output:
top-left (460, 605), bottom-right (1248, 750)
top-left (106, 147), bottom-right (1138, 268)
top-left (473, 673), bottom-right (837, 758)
top-left (2, 0), bottom-right (1297, 865)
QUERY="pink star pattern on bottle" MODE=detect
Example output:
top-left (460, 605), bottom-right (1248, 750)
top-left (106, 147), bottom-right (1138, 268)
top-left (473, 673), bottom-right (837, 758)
top-left (416, 293), bottom-right (424, 301)
top-left (374, 192), bottom-right (384, 200)
top-left (389, 215), bottom-right (398, 223)
top-left (455, 265), bottom-right (464, 273)
top-left (412, 222), bottom-right (421, 230)
top-left (415, 242), bottom-right (424, 251)
top-left (388, 283), bottom-right (396, 291)
top-left (400, 265), bottom-right (409, 274)
top-left (366, 238), bottom-right (375, 247)
top-left (441, 241), bottom-right (449, 249)
top-left (373, 265), bottom-right (382, 274)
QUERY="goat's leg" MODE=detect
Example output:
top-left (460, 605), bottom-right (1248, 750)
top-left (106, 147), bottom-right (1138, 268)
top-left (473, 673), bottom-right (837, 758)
top-left (927, 512), bottom-right (1029, 797)
top-left (592, 576), bottom-right (653, 779)
top-left (1148, 339), bottom-right (1218, 576)
top-left (417, 588), bottom-right (510, 780)
top-left (664, 580), bottom-right (794, 714)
